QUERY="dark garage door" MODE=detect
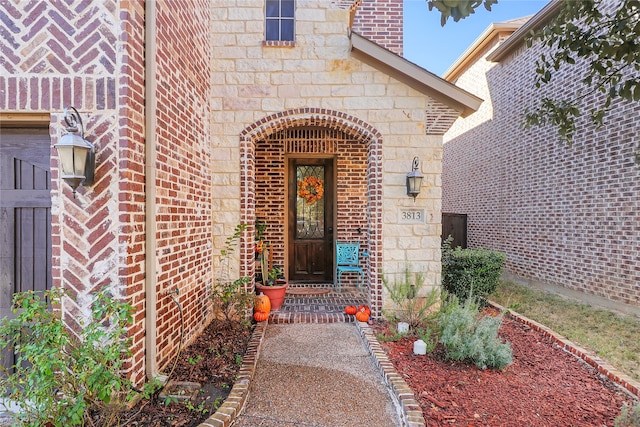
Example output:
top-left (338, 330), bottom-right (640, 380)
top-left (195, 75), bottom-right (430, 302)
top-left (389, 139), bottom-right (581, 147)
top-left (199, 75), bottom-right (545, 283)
top-left (0, 126), bottom-right (52, 373)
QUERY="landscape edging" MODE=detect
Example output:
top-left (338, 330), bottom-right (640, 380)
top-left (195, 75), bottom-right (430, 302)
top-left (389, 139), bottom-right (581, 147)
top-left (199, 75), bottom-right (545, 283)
top-left (489, 301), bottom-right (640, 399)
top-left (356, 320), bottom-right (427, 427)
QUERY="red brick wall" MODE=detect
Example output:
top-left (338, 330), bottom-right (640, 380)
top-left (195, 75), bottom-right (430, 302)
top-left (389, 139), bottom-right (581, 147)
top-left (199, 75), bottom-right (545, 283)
top-left (241, 109), bottom-right (385, 315)
top-left (2, 0), bottom-right (215, 382)
top-left (333, 0), bottom-right (403, 55)
top-left (255, 128), bottom-right (368, 285)
top-left (153, 1), bottom-right (213, 371)
top-left (0, 0), bottom-right (148, 384)
top-left (443, 13), bottom-right (640, 306)
top-left (117, 0), bottom-right (147, 387)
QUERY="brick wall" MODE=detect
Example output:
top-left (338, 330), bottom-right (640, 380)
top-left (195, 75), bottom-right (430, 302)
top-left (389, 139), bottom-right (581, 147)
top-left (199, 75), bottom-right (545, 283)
top-left (254, 127), bottom-right (368, 288)
top-left (1, 0), bottom-right (216, 382)
top-left (153, 0), bottom-right (213, 371)
top-left (332, 0), bottom-right (403, 55)
top-left (0, 0), bottom-right (148, 384)
top-left (443, 14), bottom-right (640, 306)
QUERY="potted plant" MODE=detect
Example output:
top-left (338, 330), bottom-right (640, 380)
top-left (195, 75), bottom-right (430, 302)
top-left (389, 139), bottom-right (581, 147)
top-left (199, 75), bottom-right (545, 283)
top-left (255, 238), bottom-right (288, 310)
top-left (256, 265), bottom-right (288, 310)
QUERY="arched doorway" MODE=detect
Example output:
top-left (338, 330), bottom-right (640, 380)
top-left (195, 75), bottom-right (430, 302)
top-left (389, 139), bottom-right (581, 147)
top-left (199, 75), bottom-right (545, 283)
top-left (239, 108), bottom-right (384, 313)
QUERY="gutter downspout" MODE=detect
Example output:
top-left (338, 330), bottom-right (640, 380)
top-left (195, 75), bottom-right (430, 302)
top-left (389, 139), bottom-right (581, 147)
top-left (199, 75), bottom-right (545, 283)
top-left (144, 0), bottom-right (160, 380)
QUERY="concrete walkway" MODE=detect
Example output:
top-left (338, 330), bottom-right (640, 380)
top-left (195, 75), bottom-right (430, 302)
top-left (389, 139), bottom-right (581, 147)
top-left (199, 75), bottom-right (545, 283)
top-left (230, 323), bottom-right (402, 427)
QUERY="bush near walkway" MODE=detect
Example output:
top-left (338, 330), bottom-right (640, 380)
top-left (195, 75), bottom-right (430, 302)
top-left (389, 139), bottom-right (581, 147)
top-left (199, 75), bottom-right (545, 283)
top-left (441, 237), bottom-right (506, 304)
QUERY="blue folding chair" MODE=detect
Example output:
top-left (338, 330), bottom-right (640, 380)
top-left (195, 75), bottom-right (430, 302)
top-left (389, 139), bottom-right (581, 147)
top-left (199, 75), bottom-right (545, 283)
top-left (335, 241), bottom-right (364, 294)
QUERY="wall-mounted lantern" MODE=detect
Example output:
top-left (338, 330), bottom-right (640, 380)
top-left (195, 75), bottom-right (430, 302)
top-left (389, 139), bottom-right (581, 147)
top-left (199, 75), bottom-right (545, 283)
top-left (406, 156), bottom-right (423, 200)
top-left (54, 106), bottom-right (95, 196)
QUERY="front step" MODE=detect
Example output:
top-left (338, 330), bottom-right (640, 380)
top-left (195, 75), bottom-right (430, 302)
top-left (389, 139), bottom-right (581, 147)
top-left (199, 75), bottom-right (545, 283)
top-left (269, 285), bottom-right (368, 323)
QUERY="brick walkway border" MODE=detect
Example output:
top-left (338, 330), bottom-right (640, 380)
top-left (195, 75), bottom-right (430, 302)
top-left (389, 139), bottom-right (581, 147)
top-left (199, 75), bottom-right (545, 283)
top-left (198, 318), bottom-right (425, 427)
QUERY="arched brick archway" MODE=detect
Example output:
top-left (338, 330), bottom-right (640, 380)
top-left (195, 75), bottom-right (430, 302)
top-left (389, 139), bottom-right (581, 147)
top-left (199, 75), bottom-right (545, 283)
top-left (239, 108), bottom-right (384, 314)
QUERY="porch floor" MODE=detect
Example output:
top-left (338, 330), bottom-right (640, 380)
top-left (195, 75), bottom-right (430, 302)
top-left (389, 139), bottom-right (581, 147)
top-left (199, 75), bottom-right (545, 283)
top-left (268, 283), bottom-right (368, 323)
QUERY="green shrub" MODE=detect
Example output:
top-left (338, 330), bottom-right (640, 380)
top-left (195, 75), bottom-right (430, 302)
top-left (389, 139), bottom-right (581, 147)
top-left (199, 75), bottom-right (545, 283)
top-left (438, 295), bottom-right (513, 370)
top-left (382, 265), bottom-right (440, 332)
top-left (442, 238), bottom-right (506, 304)
top-left (0, 287), bottom-right (134, 426)
top-left (616, 401), bottom-right (640, 427)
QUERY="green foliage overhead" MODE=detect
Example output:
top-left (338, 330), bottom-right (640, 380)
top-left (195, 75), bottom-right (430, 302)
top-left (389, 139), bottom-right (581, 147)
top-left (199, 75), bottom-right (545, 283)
top-left (428, 0), bottom-right (498, 26)
top-left (524, 0), bottom-right (640, 154)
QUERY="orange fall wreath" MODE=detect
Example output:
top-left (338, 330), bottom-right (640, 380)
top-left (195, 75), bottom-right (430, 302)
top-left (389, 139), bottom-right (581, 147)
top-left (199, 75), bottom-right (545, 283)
top-left (297, 176), bottom-right (324, 204)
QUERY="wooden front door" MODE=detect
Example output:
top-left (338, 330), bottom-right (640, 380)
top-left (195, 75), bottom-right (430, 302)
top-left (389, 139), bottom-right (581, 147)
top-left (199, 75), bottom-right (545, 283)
top-left (0, 127), bottom-right (52, 373)
top-left (288, 158), bottom-right (334, 282)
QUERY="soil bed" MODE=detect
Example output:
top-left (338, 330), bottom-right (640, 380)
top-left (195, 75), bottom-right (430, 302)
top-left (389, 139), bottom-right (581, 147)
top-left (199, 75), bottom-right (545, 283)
top-left (373, 313), bottom-right (635, 426)
top-left (121, 319), bottom-right (253, 427)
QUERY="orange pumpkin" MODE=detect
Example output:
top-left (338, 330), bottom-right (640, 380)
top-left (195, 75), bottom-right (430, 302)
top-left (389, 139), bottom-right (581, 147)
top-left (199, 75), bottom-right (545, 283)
top-left (254, 311), bottom-right (269, 322)
top-left (355, 310), bottom-right (370, 322)
top-left (358, 305), bottom-right (371, 316)
top-left (344, 305), bottom-right (357, 315)
top-left (254, 293), bottom-right (271, 314)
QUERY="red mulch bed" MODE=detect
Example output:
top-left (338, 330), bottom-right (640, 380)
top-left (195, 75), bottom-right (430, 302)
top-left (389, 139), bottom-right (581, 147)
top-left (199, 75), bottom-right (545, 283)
top-left (373, 313), bottom-right (635, 427)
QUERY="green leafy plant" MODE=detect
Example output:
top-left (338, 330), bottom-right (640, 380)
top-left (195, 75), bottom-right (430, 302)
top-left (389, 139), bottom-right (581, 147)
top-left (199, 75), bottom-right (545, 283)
top-left (188, 355), bottom-right (203, 365)
top-left (416, 325), bottom-right (439, 353)
top-left (615, 401), bottom-right (640, 427)
top-left (441, 236), bottom-right (506, 305)
top-left (0, 287), bottom-right (134, 426)
top-left (437, 295), bottom-right (513, 370)
top-left (375, 330), bottom-right (407, 343)
top-left (265, 265), bottom-right (285, 286)
top-left (382, 265), bottom-right (440, 332)
top-left (185, 400), bottom-right (210, 415)
top-left (212, 397), bottom-right (225, 410)
top-left (212, 224), bottom-right (253, 324)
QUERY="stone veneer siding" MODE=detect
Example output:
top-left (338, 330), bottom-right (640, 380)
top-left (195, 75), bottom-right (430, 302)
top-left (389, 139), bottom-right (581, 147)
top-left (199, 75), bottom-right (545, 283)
top-left (211, 1), bottom-right (449, 315)
top-left (443, 11), bottom-right (640, 306)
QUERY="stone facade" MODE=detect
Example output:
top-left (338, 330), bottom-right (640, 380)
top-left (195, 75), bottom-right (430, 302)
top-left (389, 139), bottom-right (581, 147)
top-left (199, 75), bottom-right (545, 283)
top-left (442, 12), bottom-right (640, 307)
top-left (210, 0), bottom-right (451, 315)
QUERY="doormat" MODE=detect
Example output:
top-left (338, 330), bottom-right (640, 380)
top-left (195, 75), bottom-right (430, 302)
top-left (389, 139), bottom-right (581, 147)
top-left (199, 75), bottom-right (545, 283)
top-left (286, 287), bottom-right (332, 296)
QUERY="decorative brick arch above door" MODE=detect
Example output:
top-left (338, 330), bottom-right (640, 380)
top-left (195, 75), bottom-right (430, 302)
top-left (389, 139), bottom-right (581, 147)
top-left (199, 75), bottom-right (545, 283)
top-left (239, 108), bottom-right (384, 315)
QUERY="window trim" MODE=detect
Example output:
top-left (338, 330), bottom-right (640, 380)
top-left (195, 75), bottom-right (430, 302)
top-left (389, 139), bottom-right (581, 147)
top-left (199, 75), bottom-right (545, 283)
top-left (264, 0), bottom-right (295, 44)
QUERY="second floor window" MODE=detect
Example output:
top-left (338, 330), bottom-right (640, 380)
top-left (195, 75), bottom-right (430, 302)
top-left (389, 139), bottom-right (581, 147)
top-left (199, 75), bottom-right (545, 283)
top-left (265, 0), bottom-right (295, 41)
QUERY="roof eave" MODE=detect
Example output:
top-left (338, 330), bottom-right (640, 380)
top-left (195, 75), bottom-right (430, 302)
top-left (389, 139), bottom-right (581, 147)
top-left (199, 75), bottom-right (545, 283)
top-left (487, 0), bottom-right (564, 62)
top-left (443, 22), bottom-right (523, 82)
top-left (350, 32), bottom-right (482, 118)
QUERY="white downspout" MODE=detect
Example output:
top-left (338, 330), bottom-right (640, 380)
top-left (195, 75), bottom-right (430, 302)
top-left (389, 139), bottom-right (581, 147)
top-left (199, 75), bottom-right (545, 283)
top-left (144, 0), bottom-right (159, 380)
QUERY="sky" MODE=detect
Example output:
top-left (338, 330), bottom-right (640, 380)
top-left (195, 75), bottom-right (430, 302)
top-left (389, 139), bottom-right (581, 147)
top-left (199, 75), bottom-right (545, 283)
top-left (403, 0), bottom-right (551, 76)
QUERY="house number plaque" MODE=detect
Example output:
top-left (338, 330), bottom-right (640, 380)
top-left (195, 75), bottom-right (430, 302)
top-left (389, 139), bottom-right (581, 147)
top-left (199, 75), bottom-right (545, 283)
top-left (399, 208), bottom-right (425, 224)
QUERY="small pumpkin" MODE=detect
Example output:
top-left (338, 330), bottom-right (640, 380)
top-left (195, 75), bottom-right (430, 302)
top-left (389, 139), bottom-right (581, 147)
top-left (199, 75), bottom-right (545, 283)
top-left (344, 305), bottom-right (357, 315)
top-left (254, 293), bottom-right (271, 314)
top-left (355, 310), bottom-right (370, 322)
top-left (254, 311), bottom-right (269, 322)
top-left (358, 305), bottom-right (371, 316)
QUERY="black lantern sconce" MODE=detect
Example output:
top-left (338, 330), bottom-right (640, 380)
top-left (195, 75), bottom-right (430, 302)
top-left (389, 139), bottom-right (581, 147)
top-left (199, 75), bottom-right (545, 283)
top-left (406, 156), bottom-right (423, 200)
top-left (54, 106), bottom-right (95, 196)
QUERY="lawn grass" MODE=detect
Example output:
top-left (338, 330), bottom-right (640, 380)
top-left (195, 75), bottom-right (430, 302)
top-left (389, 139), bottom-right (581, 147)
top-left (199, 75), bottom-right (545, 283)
top-left (490, 280), bottom-right (640, 383)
